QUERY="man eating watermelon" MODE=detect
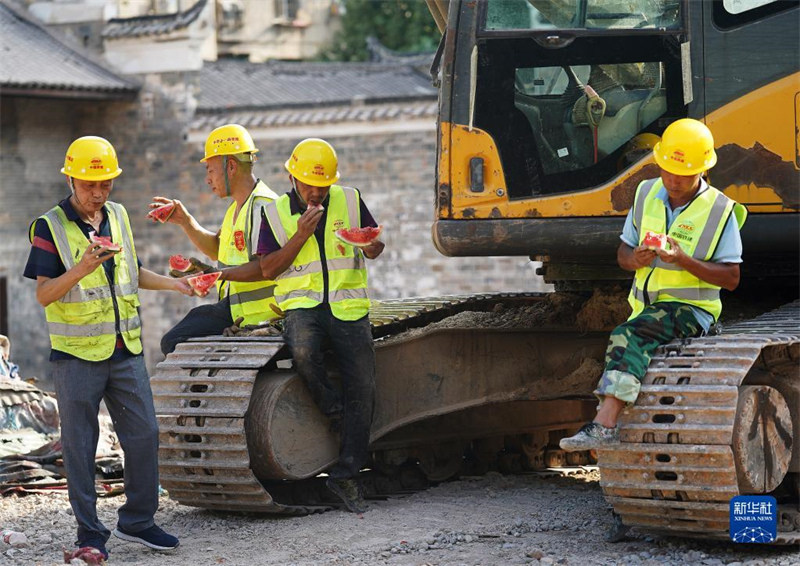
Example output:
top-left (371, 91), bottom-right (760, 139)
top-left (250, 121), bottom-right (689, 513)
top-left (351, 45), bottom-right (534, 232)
top-left (24, 136), bottom-right (189, 561)
top-left (560, 119), bottom-right (747, 453)
top-left (154, 124), bottom-right (281, 355)
top-left (258, 138), bottom-right (385, 514)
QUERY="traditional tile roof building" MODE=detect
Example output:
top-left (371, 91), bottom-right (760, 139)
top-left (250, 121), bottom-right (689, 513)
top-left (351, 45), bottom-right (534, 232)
top-left (102, 0), bottom-right (206, 39)
top-left (0, 1), bottom-right (136, 98)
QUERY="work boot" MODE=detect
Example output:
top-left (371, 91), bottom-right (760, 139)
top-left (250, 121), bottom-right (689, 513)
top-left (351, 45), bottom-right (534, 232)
top-left (559, 422), bottom-right (619, 452)
top-left (325, 477), bottom-right (368, 514)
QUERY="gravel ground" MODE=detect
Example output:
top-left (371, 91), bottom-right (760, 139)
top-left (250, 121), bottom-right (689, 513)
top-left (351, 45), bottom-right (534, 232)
top-left (0, 470), bottom-right (797, 566)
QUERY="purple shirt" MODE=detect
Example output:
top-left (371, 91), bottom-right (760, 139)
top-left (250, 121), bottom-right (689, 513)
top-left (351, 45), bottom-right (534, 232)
top-left (257, 188), bottom-right (377, 256)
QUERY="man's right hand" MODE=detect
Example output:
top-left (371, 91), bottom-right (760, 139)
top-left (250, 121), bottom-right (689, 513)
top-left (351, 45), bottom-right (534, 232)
top-left (149, 196), bottom-right (190, 227)
top-left (78, 242), bottom-right (117, 276)
top-left (631, 245), bottom-right (657, 269)
top-left (295, 205), bottom-right (324, 240)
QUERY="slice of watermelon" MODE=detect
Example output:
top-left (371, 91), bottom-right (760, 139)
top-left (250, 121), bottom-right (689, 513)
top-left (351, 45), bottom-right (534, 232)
top-left (169, 254), bottom-right (192, 272)
top-left (147, 202), bottom-right (176, 223)
top-left (88, 231), bottom-right (122, 252)
top-left (186, 271), bottom-right (222, 296)
top-left (642, 230), bottom-right (668, 251)
top-left (334, 225), bottom-right (382, 248)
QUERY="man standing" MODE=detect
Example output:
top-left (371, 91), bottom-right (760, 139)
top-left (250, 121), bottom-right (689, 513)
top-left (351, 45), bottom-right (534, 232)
top-left (156, 124), bottom-right (280, 355)
top-left (560, 118), bottom-right (747, 451)
top-left (24, 136), bottom-right (187, 559)
top-left (258, 138), bottom-right (384, 513)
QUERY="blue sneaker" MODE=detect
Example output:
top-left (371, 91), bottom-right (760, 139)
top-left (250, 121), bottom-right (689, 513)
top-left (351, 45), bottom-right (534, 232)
top-left (112, 524), bottom-right (179, 551)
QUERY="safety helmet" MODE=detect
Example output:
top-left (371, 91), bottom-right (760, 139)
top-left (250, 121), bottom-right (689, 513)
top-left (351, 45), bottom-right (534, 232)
top-left (201, 124), bottom-right (259, 163)
top-left (284, 138), bottom-right (340, 187)
top-left (653, 118), bottom-right (717, 176)
top-left (61, 136), bottom-right (122, 181)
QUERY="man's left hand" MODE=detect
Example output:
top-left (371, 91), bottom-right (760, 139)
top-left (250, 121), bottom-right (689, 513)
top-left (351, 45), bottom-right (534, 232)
top-left (658, 236), bottom-right (685, 264)
top-left (362, 239), bottom-right (385, 259)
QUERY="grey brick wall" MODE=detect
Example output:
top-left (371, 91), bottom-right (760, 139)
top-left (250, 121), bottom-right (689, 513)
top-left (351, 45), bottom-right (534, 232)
top-left (1, 89), bottom-right (548, 384)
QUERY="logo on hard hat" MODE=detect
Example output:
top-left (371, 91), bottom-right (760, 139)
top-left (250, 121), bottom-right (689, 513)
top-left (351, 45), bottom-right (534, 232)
top-left (89, 158), bottom-right (104, 170)
top-left (669, 150), bottom-right (685, 164)
top-left (312, 164), bottom-right (325, 177)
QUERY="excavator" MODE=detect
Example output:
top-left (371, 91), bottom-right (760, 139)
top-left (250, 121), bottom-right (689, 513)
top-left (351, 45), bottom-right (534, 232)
top-left (151, 0), bottom-right (799, 544)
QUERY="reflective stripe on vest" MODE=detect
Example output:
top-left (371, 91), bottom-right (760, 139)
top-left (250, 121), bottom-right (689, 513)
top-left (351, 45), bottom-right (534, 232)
top-left (217, 180), bottom-right (280, 325)
top-left (264, 185), bottom-right (370, 321)
top-left (628, 178), bottom-right (746, 321)
top-left (38, 201), bottom-right (143, 361)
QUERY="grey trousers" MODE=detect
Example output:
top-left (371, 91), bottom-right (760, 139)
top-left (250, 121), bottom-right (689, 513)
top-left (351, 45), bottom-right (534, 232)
top-left (51, 355), bottom-right (159, 544)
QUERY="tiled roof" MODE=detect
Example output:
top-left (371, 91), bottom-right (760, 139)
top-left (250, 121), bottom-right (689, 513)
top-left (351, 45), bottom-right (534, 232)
top-left (103, 0), bottom-right (206, 39)
top-left (0, 1), bottom-right (136, 97)
top-left (195, 59), bottom-right (438, 112)
top-left (192, 99), bottom-right (438, 130)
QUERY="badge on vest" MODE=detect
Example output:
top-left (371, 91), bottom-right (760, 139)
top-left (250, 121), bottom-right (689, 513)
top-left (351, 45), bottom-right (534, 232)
top-left (234, 230), bottom-right (246, 251)
top-left (672, 220), bottom-right (695, 243)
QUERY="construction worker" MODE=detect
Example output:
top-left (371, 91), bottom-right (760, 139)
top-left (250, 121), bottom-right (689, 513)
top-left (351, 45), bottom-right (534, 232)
top-left (23, 136), bottom-right (186, 560)
top-left (155, 124), bottom-right (280, 355)
top-left (258, 138), bottom-right (384, 513)
top-left (561, 119), bottom-right (746, 451)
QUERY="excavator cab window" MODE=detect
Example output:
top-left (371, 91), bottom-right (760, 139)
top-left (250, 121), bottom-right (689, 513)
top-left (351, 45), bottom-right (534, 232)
top-left (472, 0), bottom-right (685, 199)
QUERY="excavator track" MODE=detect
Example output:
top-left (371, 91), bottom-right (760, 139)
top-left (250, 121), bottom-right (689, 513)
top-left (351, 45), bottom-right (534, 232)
top-left (151, 293), bottom-right (555, 514)
top-left (599, 301), bottom-right (800, 544)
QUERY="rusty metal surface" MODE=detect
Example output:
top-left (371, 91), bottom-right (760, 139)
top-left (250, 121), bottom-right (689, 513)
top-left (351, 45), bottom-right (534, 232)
top-left (152, 293), bottom-right (607, 513)
top-left (600, 301), bottom-right (800, 544)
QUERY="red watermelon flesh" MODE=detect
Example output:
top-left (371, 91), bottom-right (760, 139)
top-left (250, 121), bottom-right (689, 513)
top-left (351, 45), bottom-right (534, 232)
top-left (88, 231), bottom-right (122, 252)
top-left (335, 225), bottom-right (382, 247)
top-left (642, 231), bottom-right (668, 251)
top-left (169, 254), bottom-right (192, 272)
top-left (187, 271), bottom-right (222, 296)
top-left (147, 202), bottom-right (176, 223)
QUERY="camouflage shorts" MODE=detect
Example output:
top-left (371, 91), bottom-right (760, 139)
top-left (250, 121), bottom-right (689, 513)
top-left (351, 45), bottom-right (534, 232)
top-left (595, 302), bottom-right (703, 403)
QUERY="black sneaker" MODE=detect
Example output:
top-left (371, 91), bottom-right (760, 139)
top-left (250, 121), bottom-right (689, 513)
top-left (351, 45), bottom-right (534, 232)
top-left (113, 524), bottom-right (179, 551)
top-left (74, 537), bottom-right (108, 560)
top-left (325, 477), bottom-right (368, 514)
top-left (559, 422), bottom-right (620, 452)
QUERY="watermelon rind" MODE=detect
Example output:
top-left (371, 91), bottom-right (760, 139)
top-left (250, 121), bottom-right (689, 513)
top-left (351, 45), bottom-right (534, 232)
top-left (334, 225), bottom-right (382, 248)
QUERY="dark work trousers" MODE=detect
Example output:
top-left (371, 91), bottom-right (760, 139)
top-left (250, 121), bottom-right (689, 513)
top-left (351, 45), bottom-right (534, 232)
top-left (160, 296), bottom-right (234, 356)
top-left (51, 355), bottom-right (159, 545)
top-left (283, 305), bottom-right (376, 479)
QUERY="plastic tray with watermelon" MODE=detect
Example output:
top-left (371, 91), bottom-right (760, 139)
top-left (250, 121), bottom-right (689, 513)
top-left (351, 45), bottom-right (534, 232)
top-left (186, 271), bottom-right (222, 297)
top-left (88, 231), bottom-right (122, 252)
top-left (334, 225), bottom-right (382, 248)
top-left (642, 231), bottom-right (669, 252)
top-left (147, 201), bottom-right (176, 223)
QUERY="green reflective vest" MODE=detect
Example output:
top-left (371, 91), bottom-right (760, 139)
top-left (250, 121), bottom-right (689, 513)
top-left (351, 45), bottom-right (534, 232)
top-left (263, 185), bottom-right (370, 321)
top-left (32, 202), bottom-right (142, 361)
top-left (217, 180), bottom-right (280, 325)
top-left (628, 178), bottom-right (747, 321)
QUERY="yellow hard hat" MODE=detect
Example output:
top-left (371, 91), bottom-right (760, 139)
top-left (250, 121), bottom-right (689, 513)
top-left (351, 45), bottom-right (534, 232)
top-left (201, 124), bottom-right (259, 162)
top-left (653, 118), bottom-right (717, 176)
top-left (61, 136), bottom-right (122, 181)
top-left (285, 138), bottom-right (340, 187)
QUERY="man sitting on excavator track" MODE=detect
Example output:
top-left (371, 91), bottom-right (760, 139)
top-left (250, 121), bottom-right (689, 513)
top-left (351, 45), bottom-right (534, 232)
top-left (561, 118), bottom-right (747, 451)
top-left (155, 124), bottom-right (281, 355)
top-left (257, 138), bottom-right (385, 513)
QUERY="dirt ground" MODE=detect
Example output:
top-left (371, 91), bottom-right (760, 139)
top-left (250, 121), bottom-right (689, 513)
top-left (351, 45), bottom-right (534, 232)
top-left (0, 469), bottom-right (797, 566)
